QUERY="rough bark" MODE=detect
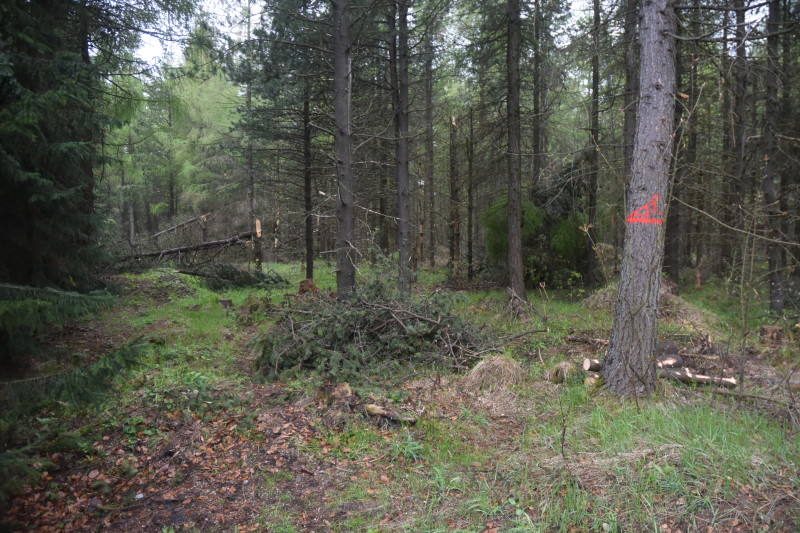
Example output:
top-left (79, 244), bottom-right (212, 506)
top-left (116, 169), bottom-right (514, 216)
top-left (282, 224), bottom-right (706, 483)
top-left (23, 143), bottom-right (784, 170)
top-left (506, 0), bottom-right (527, 304)
top-left (603, 0), bottom-right (677, 397)
top-left (332, 0), bottom-right (356, 300)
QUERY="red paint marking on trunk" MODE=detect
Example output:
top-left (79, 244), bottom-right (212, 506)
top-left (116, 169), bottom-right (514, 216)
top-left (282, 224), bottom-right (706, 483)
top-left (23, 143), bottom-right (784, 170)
top-left (627, 194), bottom-right (664, 224)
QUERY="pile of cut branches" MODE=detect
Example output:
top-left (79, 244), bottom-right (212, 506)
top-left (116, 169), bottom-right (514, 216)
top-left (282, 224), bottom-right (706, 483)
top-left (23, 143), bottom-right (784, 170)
top-left (178, 264), bottom-right (288, 291)
top-left (253, 283), bottom-right (489, 379)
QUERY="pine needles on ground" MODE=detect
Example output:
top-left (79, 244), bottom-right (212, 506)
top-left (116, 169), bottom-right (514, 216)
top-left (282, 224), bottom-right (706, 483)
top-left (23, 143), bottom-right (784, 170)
top-left (252, 282), bottom-right (489, 379)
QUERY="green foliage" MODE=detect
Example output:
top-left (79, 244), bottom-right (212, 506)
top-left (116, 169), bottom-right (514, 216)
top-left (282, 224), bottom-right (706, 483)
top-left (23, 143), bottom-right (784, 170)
top-left (482, 195), bottom-right (545, 262)
top-left (180, 264), bottom-right (289, 291)
top-left (253, 281), bottom-right (486, 379)
top-left (0, 340), bottom-right (149, 507)
top-left (549, 216), bottom-right (587, 265)
top-left (482, 196), bottom-right (589, 288)
top-left (0, 284), bottom-right (112, 368)
top-left (0, 340), bottom-right (149, 414)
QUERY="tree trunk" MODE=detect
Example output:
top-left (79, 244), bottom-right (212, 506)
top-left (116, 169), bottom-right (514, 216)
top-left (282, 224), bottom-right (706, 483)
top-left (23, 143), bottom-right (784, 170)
top-left (587, 0), bottom-right (600, 290)
top-left (425, 37), bottom-right (436, 268)
top-left (507, 0), bottom-right (526, 304)
top-left (245, 0), bottom-right (262, 271)
top-left (395, 0), bottom-right (411, 296)
top-left (762, 0), bottom-right (783, 313)
top-left (664, 11), bottom-right (684, 284)
top-left (531, 0), bottom-right (543, 192)
top-left (603, 0), bottom-right (677, 397)
top-left (467, 108), bottom-right (475, 281)
top-left (729, 0), bottom-right (748, 272)
top-left (332, 0), bottom-right (356, 300)
top-left (622, 0), bottom-right (639, 184)
top-left (448, 116), bottom-right (461, 276)
top-left (303, 90), bottom-right (314, 280)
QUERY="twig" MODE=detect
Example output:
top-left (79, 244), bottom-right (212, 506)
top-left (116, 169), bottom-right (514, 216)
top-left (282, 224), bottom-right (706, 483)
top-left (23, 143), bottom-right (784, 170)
top-left (502, 329), bottom-right (549, 343)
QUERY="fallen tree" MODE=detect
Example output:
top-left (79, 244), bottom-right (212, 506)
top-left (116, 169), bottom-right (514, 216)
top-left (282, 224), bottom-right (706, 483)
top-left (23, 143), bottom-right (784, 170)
top-left (149, 212), bottom-right (214, 239)
top-left (130, 231), bottom-right (256, 260)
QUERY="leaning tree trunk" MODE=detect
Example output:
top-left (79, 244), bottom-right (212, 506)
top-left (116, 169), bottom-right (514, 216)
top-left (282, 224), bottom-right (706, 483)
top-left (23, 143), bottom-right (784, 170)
top-left (603, 0), bottom-right (677, 397)
top-left (332, 0), bottom-right (356, 300)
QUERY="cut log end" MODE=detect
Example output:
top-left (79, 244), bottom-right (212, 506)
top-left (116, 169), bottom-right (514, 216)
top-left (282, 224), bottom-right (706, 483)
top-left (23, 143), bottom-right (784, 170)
top-left (583, 358), bottom-right (602, 371)
top-left (584, 372), bottom-right (603, 387)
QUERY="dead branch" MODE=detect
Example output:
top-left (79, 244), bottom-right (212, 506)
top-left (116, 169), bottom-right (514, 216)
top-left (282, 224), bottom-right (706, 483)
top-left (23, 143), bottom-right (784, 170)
top-left (566, 335), bottom-right (609, 347)
top-left (149, 212), bottom-right (214, 239)
top-left (130, 231), bottom-right (256, 259)
top-left (502, 329), bottom-right (550, 343)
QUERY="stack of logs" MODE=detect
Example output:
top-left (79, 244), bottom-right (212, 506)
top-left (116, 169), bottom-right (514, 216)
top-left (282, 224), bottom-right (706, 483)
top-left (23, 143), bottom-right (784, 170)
top-left (582, 356), bottom-right (737, 388)
top-left (564, 336), bottom-right (737, 388)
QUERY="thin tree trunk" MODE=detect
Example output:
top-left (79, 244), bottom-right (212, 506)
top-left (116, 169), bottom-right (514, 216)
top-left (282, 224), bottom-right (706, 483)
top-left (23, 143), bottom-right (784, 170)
top-left (664, 10), bottom-right (683, 284)
top-left (425, 37), bottom-right (436, 268)
top-left (303, 91), bottom-right (314, 280)
top-left (332, 0), bottom-right (355, 300)
top-left (245, 0), bottom-right (262, 271)
top-left (587, 0), bottom-right (600, 290)
top-left (622, 0), bottom-right (639, 184)
top-left (729, 0), bottom-right (748, 272)
top-left (762, 0), bottom-right (783, 312)
top-left (396, 0), bottom-right (411, 296)
top-left (507, 0), bottom-right (526, 304)
top-left (531, 0), bottom-right (543, 192)
top-left (467, 108), bottom-right (475, 281)
top-left (604, 0), bottom-right (677, 397)
top-left (448, 116), bottom-right (461, 276)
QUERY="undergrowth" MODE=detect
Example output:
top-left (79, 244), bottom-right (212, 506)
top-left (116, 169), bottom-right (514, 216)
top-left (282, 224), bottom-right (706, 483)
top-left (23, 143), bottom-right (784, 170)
top-left (2, 263), bottom-right (798, 532)
top-left (252, 280), bottom-right (488, 380)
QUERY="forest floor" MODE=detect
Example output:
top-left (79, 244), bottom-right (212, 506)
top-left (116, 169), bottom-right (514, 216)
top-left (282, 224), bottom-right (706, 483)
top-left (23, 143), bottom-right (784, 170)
top-left (2, 265), bottom-right (799, 532)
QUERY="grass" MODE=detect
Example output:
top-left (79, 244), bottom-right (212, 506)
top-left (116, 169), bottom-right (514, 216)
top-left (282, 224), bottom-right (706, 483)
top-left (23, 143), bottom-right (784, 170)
top-left (3, 261), bottom-right (798, 532)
